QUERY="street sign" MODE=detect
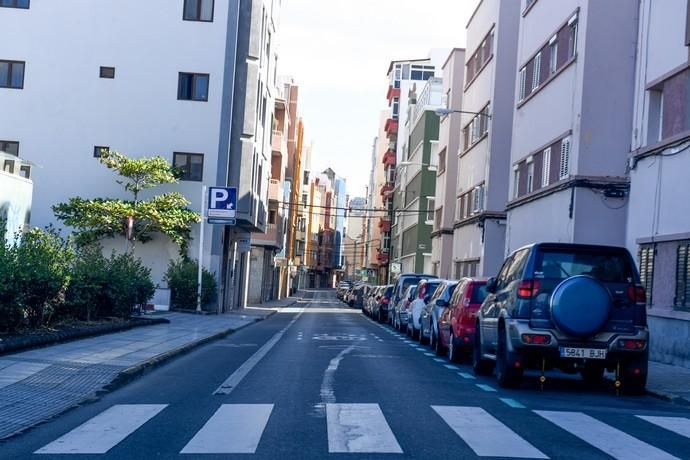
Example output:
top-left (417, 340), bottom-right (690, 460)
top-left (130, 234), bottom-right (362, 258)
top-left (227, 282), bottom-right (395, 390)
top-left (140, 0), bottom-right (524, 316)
top-left (208, 187), bottom-right (237, 220)
top-left (208, 218), bottom-right (236, 225)
top-left (391, 262), bottom-right (402, 274)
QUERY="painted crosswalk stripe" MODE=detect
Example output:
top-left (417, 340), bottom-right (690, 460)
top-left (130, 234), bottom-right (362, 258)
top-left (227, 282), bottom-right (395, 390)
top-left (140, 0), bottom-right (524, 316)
top-left (535, 411), bottom-right (679, 460)
top-left (433, 358), bottom-right (445, 363)
top-left (637, 416), bottom-right (690, 439)
top-left (181, 404), bottom-right (273, 454)
top-left (36, 404), bottom-right (167, 454)
top-left (432, 406), bottom-right (548, 458)
top-left (458, 372), bottom-right (476, 379)
top-left (444, 364), bottom-right (459, 370)
top-left (476, 384), bottom-right (497, 392)
top-left (500, 398), bottom-right (526, 409)
top-left (327, 403), bottom-right (402, 453)
top-left (424, 352), bottom-right (435, 357)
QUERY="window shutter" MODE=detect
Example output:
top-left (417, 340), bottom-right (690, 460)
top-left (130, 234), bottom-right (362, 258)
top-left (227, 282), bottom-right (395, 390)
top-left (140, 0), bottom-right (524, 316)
top-left (542, 147), bottom-right (551, 186)
top-left (559, 137), bottom-right (570, 179)
top-left (532, 52), bottom-right (541, 91)
top-left (638, 245), bottom-right (655, 306)
top-left (518, 67), bottom-right (526, 101)
top-left (676, 242), bottom-right (690, 308)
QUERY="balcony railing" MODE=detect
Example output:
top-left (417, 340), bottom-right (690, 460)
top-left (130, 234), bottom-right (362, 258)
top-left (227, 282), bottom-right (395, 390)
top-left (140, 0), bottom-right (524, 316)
top-left (411, 77), bottom-right (444, 128)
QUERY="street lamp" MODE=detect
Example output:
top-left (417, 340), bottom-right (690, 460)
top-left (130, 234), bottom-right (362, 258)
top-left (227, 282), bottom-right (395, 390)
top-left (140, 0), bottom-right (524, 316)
top-left (397, 161), bottom-right (430, 168)
top-left (434, 107), bottom-right (492, 119)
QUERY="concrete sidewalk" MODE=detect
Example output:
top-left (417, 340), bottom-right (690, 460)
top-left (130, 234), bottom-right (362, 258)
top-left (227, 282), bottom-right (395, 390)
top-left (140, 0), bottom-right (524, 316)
top-left (0, 296), bottom-right (299, 440)
top-left (645, 361), bottom-right (690, 406)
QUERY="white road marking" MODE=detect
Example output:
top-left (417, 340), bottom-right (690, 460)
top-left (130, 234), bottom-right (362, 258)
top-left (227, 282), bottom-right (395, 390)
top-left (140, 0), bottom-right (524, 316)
top-left (180, 404), bottom-right (273, 454)
top-left (433, 358), bottom-right (446, 363)
top-left (457, 372), bottom-right (476, 379)
top-left (424, 352), bottom-right (435, 357)
top-left (326, 403), bottom-right (402, 453)
top-left (535, 411), bottom-right (679, 460)
top-left (214, 308), bottom-right (304, 395)
top-left (318, 345), bottom-right (357, 411)
top-left (444, 364), bottom-right (459, 370)
top-left (476, 384), bottom-right (497, 392)
top-left (433, 406), bottom-right (548, 458)
top-left (500, 398), bottom-right (526, 409)
top-left (36, 404), bottom-right (167, 454)
top-left (637, 415), bottom-right (690, 439)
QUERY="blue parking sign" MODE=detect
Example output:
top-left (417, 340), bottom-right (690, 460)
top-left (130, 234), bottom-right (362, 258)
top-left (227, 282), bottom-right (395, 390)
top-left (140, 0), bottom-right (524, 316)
top-left (207, 187), bottom-right (237, 220)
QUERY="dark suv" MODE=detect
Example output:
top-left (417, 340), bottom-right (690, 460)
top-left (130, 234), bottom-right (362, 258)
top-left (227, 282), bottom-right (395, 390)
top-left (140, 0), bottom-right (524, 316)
top-left (473, 243), bottom-right (649, 393)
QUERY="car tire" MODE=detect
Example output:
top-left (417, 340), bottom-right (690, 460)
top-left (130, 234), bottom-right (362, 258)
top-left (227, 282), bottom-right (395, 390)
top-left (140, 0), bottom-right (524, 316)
top-left (377, 310), bottom-right (383, 323)
top-left (580, 363), bottom-right (605, 386)
top-left (435, 327), bottom-right (447, 357)
top-left (621, 357), bottom-right (648, 395)
top-left (420, 326), bottom-right (429, 345)
top-left (429, 326), bottom-right (436, 349)
top-left (472, 328), bottom-right (494, 376)
top-left (495, 327), bottom-right (523, 388)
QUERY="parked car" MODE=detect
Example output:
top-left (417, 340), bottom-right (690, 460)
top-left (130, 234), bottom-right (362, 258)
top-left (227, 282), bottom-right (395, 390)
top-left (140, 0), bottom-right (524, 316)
top-left (473, 243), bottom-right (649, 393)
top-left (337, 281), bottom-right (351, 300)
top-left (390, 273), bottom-right (437, 327)
top-left (393, 285), bottom-right (417, 332)
top-left (371, 285), bottom-right (394, 322)
top-left (364, 286), bottom-right (381, 316)
top-left (352, 284), bottom-right (372, 309)
top-left (421, 280), bottom-right (458, 348)
top-left (438, 278), bottom-right (488, 362)
top-left (407, 279), bottom-right (441, 340)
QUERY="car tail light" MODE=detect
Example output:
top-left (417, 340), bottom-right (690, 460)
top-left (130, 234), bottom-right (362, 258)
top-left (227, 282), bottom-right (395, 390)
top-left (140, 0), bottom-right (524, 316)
top-left (517, 279), bottom-right (541, 298)
top-left (627, 285), bottom-right (646, 304)
top-left (522, 334), bottom-right (551, 345)
top-left (618, 339), bottom-right (646, 350)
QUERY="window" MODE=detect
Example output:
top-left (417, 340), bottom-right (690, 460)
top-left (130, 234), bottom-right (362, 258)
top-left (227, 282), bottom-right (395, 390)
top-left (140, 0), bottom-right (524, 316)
top-left (513, 167), bottom-right (520, 199)
top-left (410, 64), bottom-right (435, 81)
top-left (382, 234), bottom-right (391, 251)
top-left (303, 170), bottom-right (309, 185)
top-left (173, 152), bottom-right (204, 181)
top-left (99, 66), bottom-right (115, 79)
top-left (532, 52), bottom-right (541, 91)
top-left (426, 198), bottom-right (435, 223)
top-left (559, 136), bottom-right (571, 179)
top-left (542, 147), bottom-right (551, 187)
top-left (19, 165), bottom-right (30, 179)
top-left (183, 0), bottom-right (214, 21)
top-left (676, 242), bottom-right (690, 309)
top-left (434, 207), bottom-right (443, 230)
top-left (438, 148), bottom-right (446, 174)
top-left (463, 104), bottom-right (490, 150)
top-left (548, 34), bottom-right (558, 74)
top-left (638, 244), bottom-right (655, 307)
top-left (647, 69), bottom-right (690, 143)
top-left (3, 159), bottom-right (14, 174)
top-left (0, 0), bottom-right (29, 8)
top-left (518, 67), bottom-right (527, 101)
top-left (0, 140), bottom-right (18, 156)
top-left (0, 60), bottom-right (24, 89)
top-left (466, 30), bottom-right (494, 84)
top-left (392, 96), bottom-right (399, 119)
top-left (387, 167), bottom-right (395, 183)
top-left (472, 185), bottom-right (484, 212)
top-left (526, 159), bottom-right (535, 193)
top-left (268, 209), bottom-right (277, 225)
top-left (93, 146), bottom-right (109, 158)
top-left (178, 73), bottom-right (209, 101)
top-left (567, 13), bottom-right (578, 59)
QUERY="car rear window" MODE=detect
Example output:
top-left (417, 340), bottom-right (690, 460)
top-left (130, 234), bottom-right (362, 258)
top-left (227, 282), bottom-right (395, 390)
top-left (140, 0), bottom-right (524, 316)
top-left (384, 286), bottom-right (393, 296)
top-left (534, 249), bottom-right (635, 284)
top-left (470, 284), bottom-right (488, 304)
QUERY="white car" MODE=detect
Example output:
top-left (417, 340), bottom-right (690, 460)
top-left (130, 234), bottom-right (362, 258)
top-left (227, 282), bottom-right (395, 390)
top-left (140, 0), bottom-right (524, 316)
top-left (407, 279), bottom-right (441, 340)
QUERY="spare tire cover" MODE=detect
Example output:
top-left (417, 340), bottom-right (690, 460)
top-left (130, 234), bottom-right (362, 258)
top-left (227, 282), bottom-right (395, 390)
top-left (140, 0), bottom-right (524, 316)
top-left (550, 275), bottom-right (612, 337)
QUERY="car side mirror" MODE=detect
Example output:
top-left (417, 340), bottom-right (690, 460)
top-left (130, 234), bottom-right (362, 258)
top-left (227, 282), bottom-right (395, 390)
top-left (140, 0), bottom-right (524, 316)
top-left (424, 294), bottom-right (432, 303)
top-left (436, 299), bottom-right (448, 308)
top-left (486, 277), bottom-right (497, 294)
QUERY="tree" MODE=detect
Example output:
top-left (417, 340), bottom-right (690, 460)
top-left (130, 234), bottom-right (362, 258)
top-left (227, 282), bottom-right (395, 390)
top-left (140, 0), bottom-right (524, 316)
top-left (53, 150), bottom-right (200, 254)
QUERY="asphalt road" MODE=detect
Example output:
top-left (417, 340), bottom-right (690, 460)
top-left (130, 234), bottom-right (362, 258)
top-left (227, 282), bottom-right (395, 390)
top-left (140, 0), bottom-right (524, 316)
top-left (1, 289), bottom-right (689, 459)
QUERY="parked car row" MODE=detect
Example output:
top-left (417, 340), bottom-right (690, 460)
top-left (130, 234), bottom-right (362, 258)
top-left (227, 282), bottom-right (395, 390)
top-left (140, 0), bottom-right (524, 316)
top-left (340, 243), bottom-right (650, 394)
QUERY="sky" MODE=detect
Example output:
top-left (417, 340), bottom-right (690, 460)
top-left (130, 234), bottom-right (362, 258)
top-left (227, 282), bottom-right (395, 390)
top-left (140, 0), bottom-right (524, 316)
top-left (278, 0), bottom-right (479, 198)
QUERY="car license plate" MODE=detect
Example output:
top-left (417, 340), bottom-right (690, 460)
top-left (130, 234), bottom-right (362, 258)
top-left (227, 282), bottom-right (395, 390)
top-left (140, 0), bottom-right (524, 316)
top-left (559, 347), bottom-right (607, 359)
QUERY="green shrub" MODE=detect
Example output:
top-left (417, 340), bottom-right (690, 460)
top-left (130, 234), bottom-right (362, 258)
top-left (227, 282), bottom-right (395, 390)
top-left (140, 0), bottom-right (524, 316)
top-left (104, 252), bottom-right (155, 318)
top-left (0, 223), bottom-right (22, 332)
top-left (13, 227), bottom-right (74, 328)
top-left (165, 258), bottom-right (217, 309)
top-left (62, 246), bottom-right (110, 322)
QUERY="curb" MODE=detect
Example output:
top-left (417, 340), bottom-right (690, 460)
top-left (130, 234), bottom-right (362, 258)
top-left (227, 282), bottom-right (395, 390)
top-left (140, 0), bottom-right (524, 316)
top-left (102, 300), bottom-right (297, 393)
top-left (644, 387), bottom-right (690, 407)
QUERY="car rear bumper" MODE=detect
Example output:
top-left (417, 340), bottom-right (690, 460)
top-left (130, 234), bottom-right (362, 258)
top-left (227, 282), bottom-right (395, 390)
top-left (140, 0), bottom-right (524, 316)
top-left (506, 320), bottom-right (649, 359)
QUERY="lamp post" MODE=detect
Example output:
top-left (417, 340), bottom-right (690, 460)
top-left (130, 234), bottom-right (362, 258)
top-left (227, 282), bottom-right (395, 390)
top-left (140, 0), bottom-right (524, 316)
top-left (434, 107), bottom-right (493, 119)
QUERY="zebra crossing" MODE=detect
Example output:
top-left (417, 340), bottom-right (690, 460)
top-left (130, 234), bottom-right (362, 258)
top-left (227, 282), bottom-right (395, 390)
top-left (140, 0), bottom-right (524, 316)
top-left (34, 403), bottom-right (690, 458)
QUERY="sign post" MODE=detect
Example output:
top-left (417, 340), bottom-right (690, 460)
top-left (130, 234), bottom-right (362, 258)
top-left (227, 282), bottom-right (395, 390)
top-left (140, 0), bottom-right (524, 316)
top-left (198, 186), bottom-right (238, 313)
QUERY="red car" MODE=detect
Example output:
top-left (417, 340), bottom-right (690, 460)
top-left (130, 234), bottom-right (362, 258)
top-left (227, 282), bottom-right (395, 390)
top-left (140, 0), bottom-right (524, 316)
top-left (438, 278), bottom-right (488, 363)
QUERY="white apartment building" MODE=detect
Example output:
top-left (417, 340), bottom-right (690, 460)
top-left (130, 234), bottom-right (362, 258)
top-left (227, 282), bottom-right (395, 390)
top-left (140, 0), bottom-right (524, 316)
top-left (453, 0), bottom-right (520, 278)
top-left (431, 48), bottom-right (464, 279)
top-left (0, 0), bottom-right (281, 310)
top-left (0, 151), bottom-right (33, 243)
top-left (505, 0), bottom-right (638, 255)
top-left (627, 0), bottom-right (690, 367)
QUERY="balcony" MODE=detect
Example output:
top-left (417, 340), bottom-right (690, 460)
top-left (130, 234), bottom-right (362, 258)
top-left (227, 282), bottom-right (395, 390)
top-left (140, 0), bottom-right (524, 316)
top-left (386, 86), bottom-right (401, 105)
top-left (268, 179), bottom-right (281, 201)
top-left (272, 130), bottom-right (285, 153)
top-left (411, 77), bottom-right (444, 129)
top-left (384, 118), bottom-right (399, 136)
top-left (378, 218), bottom-right (391, 233)
top-left (380, 183), bottom-right (394, 197)
top-left (382, 149), bottom-right (396, 167)
top-left (377, 249), bottom-right (389, 264)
